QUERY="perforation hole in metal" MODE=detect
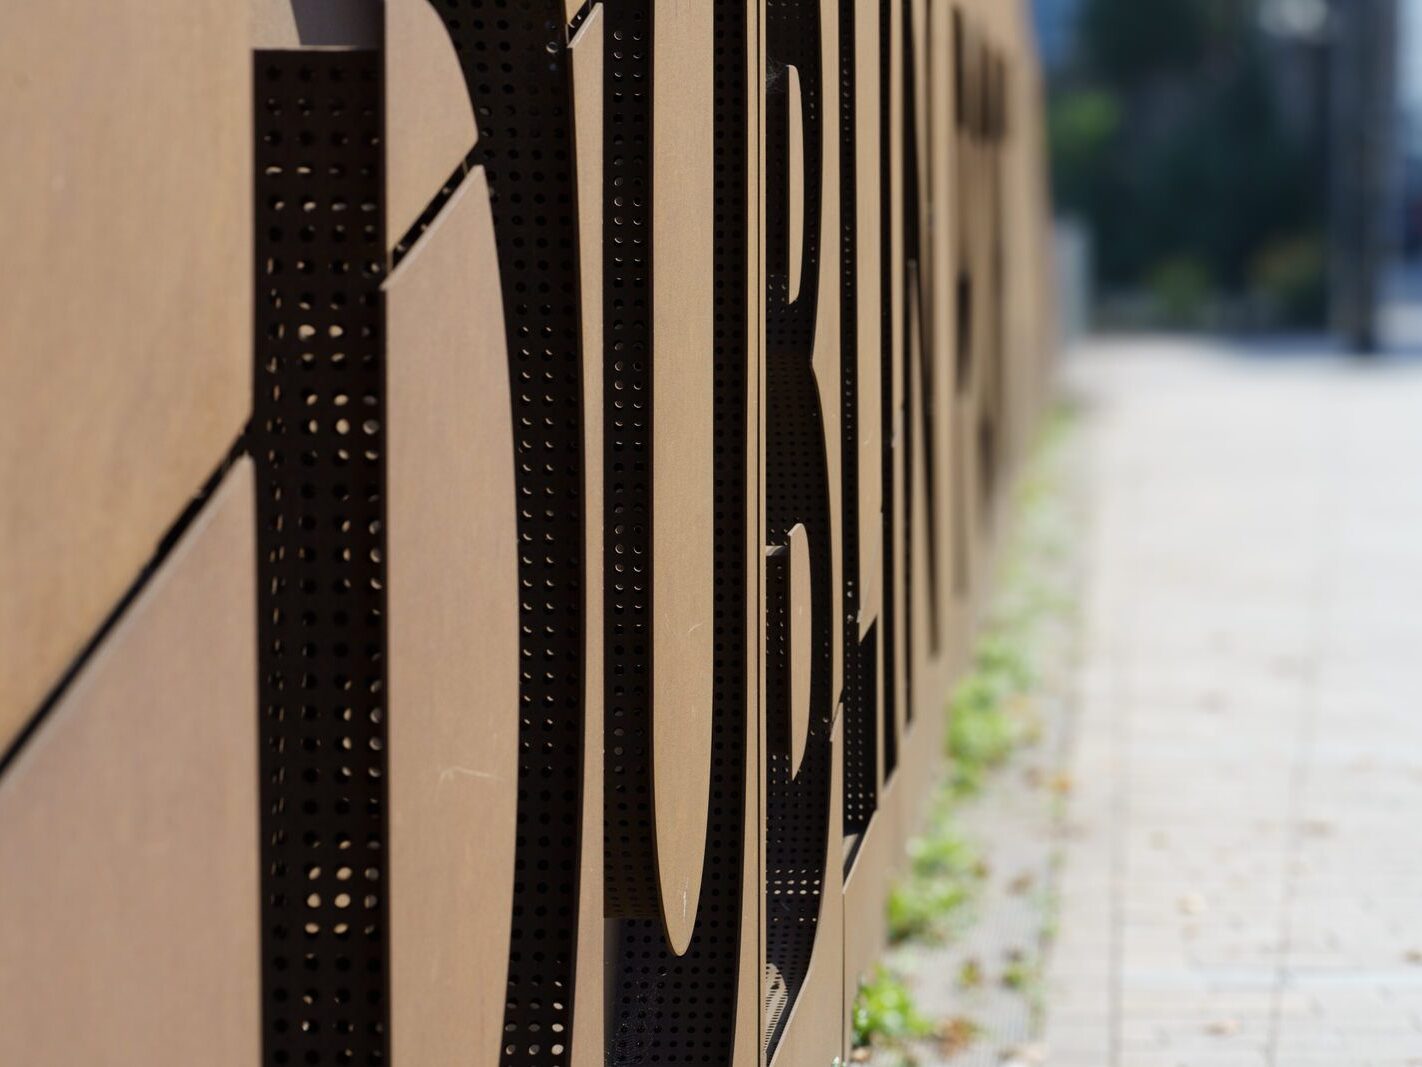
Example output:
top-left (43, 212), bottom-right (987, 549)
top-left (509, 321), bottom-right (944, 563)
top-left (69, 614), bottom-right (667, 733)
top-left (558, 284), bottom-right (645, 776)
top-left (253, 49), bottom-right (389, 1067)
top-left (421, 5), bottom-right (589, 1066)
top-left (605, 1), bottom-right (749, 1061)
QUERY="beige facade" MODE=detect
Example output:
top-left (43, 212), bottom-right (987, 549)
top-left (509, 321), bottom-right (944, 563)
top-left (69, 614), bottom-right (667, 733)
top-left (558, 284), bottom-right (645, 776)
top-left (0, 2), bottom-right (1053, 1064)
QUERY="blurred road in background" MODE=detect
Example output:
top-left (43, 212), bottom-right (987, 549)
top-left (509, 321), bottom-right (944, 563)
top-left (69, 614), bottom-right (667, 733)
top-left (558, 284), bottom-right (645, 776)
top-left (1043, 337), bottom-right (1422, 1067)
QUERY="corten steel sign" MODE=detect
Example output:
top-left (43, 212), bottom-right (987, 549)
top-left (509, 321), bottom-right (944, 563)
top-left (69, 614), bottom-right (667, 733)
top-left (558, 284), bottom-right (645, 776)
top-left (0, 1), bottom-right (1052, 1065)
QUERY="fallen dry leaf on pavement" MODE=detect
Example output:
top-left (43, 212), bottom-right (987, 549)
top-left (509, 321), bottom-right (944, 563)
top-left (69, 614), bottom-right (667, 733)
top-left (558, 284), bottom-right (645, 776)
top-left (1178, 892), bottom-right (1207, 916)
top-left (938, 1016), bottom-right (980, 1057)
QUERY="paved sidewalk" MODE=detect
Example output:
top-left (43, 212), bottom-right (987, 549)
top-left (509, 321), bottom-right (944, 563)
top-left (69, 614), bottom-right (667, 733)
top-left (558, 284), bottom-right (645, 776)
top-left (1044, 338), bottom-right (1422, 1067)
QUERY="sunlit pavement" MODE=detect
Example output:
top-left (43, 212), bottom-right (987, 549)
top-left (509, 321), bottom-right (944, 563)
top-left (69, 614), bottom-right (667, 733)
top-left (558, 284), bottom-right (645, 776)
top-left (1042, 336), bottom-right (1422, 1067)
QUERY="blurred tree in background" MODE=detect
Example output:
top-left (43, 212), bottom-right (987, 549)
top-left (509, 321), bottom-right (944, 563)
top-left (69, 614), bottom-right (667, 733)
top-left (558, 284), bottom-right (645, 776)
top-left (1050, 0), bottom-right (1328, 326)
top-left (1080, 0), bottom-right (1209, 85)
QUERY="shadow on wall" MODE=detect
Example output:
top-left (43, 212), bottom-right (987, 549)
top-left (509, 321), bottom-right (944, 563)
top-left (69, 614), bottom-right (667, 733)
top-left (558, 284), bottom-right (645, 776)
top-left (255, 0), bottom-right (380, 46)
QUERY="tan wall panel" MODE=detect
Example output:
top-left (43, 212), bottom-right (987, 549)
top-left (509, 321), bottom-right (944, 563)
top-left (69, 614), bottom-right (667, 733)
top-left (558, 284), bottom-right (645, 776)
top-left (854, 0), bottom-right (885, 639)
top-left (787, 63), bottom-right (806, 304)
top-left (0, 2), bottom-right (1057, 1063)
top-left (906, 0), bottom-right (953, 790)
top-left (1007, 42), bottom-right (1056, 458)
top-left (952, 18), bottom-right (987, 615)
top-left (385, 170), bottom-right (518, 1067)
top-left (812, 0), bottom-right (845, 706)
top-left (650, 0), bottom-right (717, 955)
top-left (928, 0), bottom-right (973, 681)
top-left (841, 770), bottom-right (904, 1053)
top-left (0, 461), bottom-right (258, 1067)
top-left (904, 285), bottom-right (944, 808)
top-left (386, 0), bottom-right (478, 244)
top-left (787, 523), bottom-right (814, 775)
top-left (0, 2), bottom-right (252, 739)
top-left (766, 715), bottom-right (844, 1067)
top-left (911, 0), bottom-right (952, 705)
top-left (886, 0), bottom-right (912, 755)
